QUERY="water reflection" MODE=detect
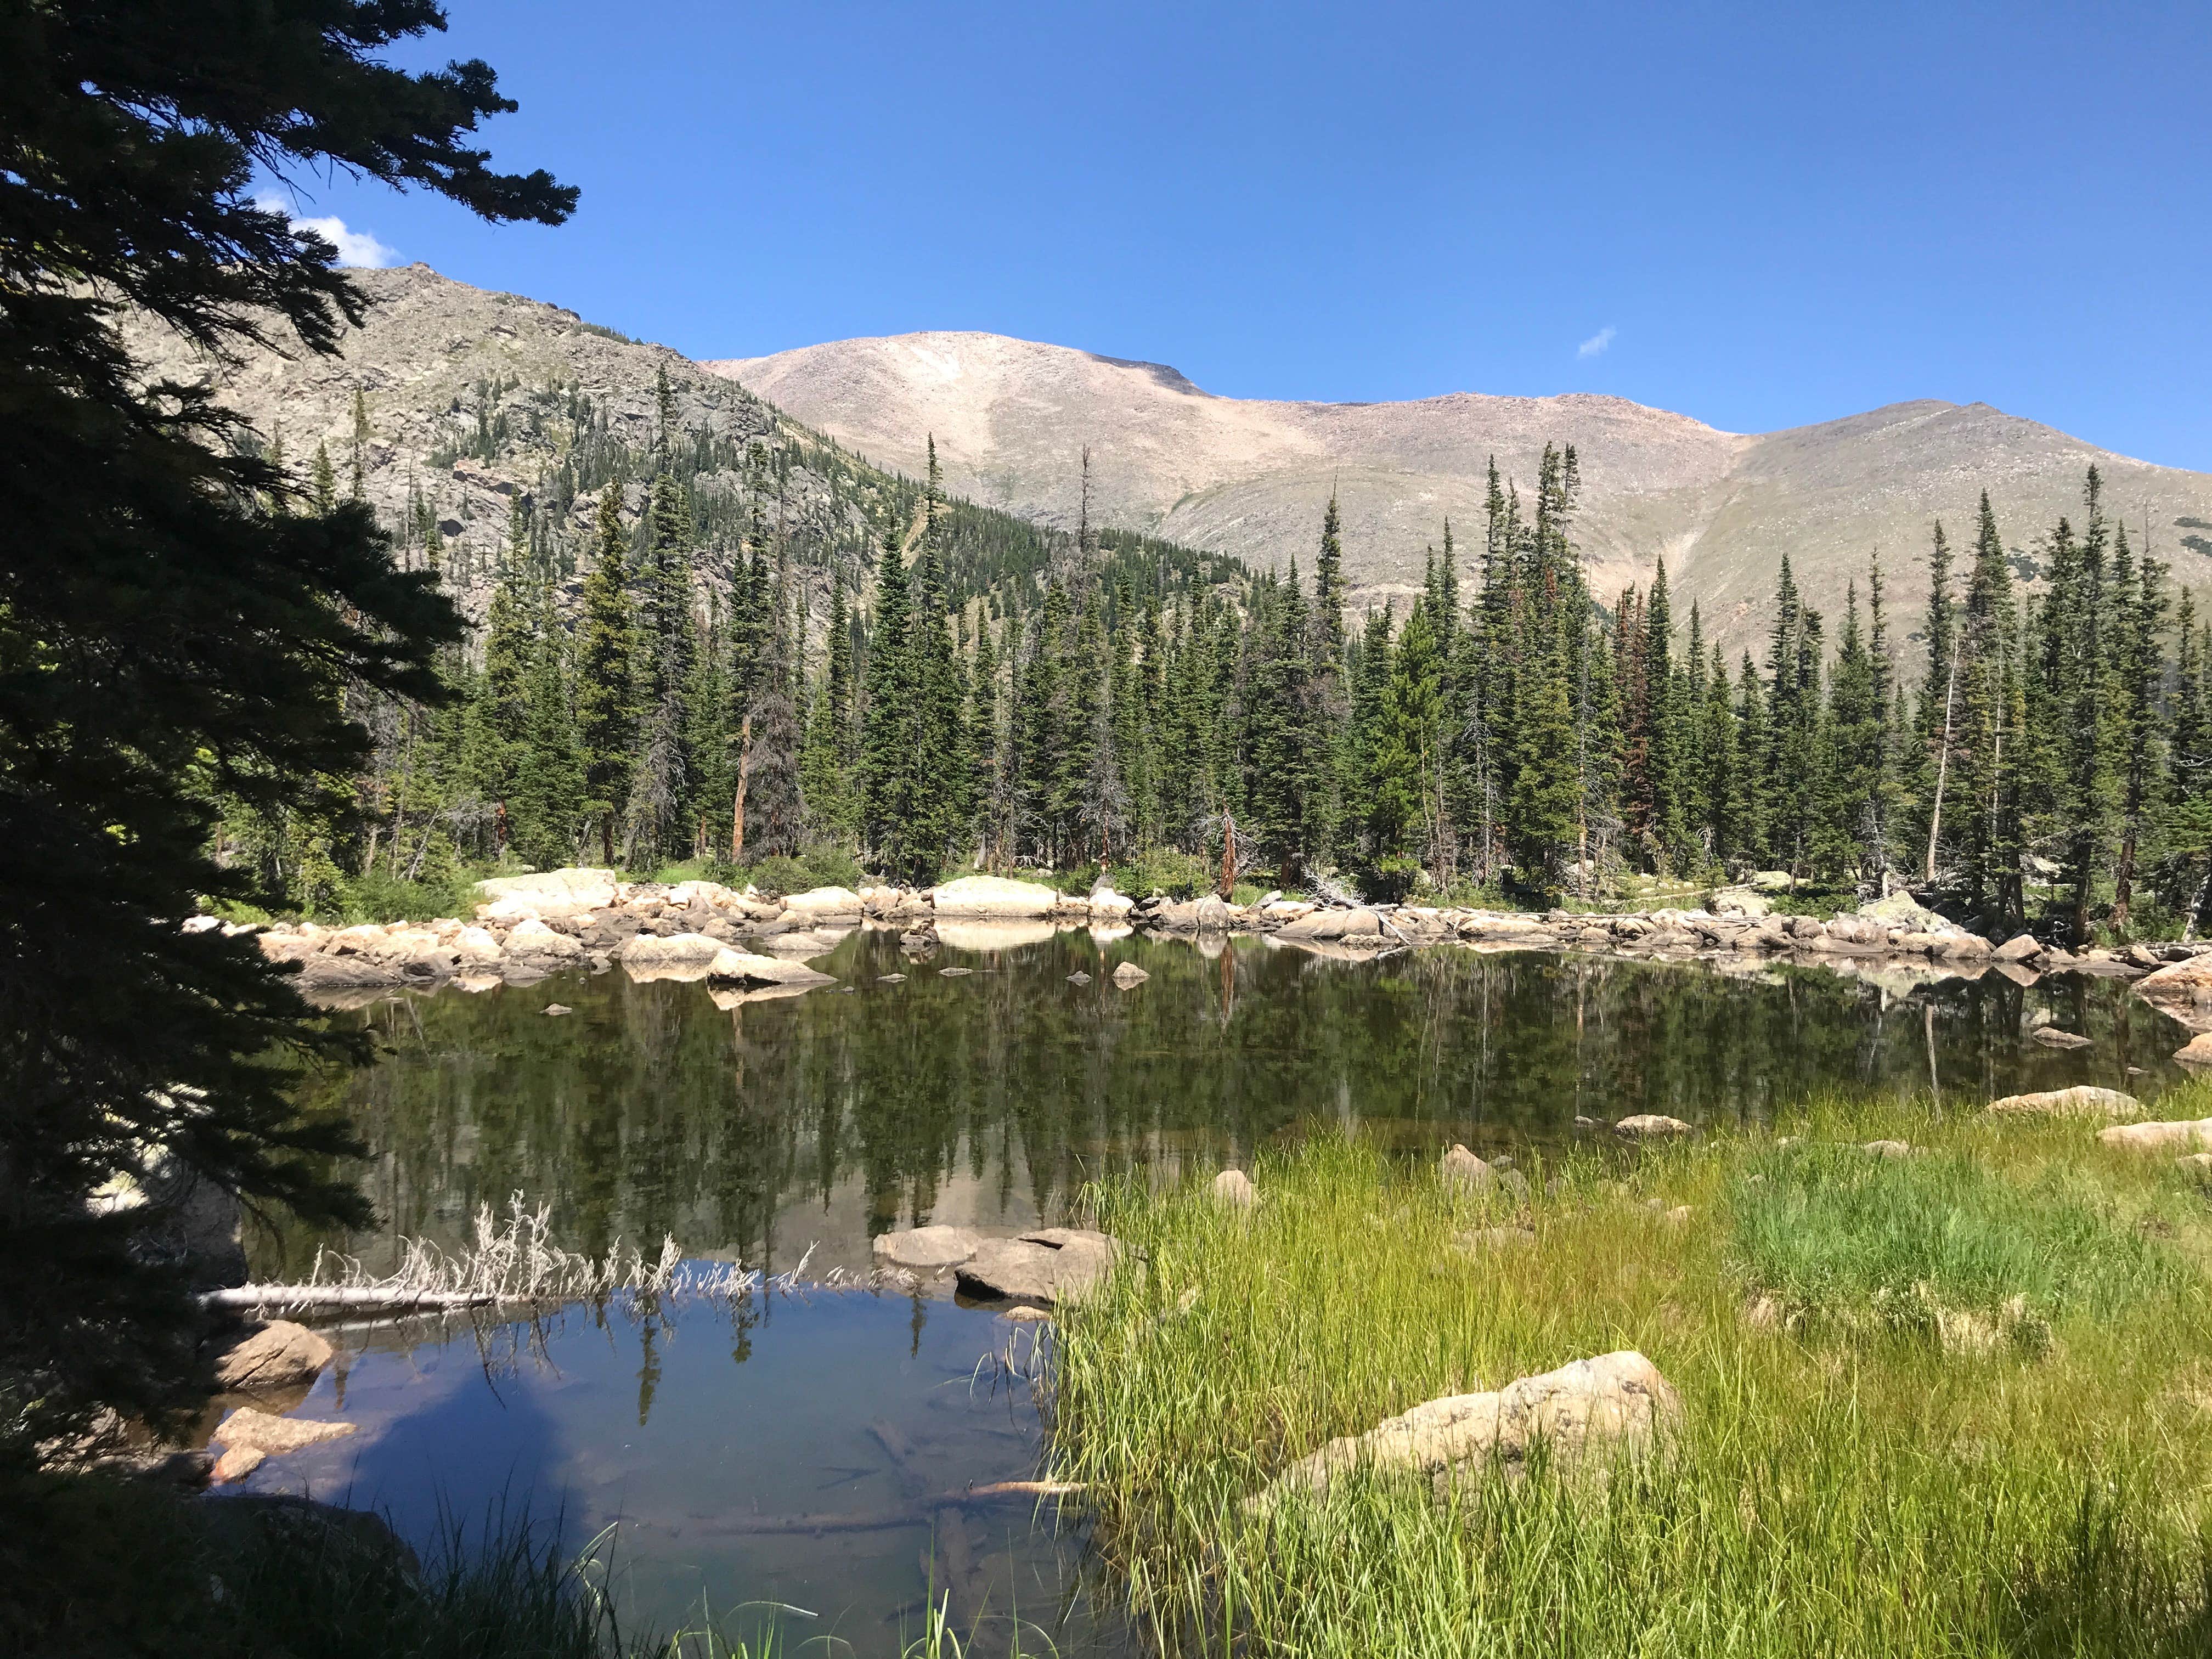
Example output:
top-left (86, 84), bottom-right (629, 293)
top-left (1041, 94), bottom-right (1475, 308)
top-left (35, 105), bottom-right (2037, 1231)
top-left (280, 930), bottom-right (2187, 1280)
top-left (242, 930), bottom-right (2186, 1647)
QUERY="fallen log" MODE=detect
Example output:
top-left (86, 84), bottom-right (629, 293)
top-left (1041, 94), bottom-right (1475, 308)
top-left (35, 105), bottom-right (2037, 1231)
top-left (200, 1284), bottom-right (498, 1314)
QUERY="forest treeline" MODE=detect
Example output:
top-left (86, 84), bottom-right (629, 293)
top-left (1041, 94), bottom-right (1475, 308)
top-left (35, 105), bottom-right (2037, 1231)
top-left (244, 413), bottom-right (2212, 946)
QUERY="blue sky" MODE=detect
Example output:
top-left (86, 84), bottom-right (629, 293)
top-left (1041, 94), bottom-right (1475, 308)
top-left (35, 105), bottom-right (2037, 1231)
top-left (270, 1), bottom-right (2212, 469)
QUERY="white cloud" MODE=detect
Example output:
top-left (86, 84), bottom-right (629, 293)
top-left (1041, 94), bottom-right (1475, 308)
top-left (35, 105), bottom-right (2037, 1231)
top-left (255, 194), bottom-right (399, 268)
top-left (1577, 325), bottom-right (1617, 359)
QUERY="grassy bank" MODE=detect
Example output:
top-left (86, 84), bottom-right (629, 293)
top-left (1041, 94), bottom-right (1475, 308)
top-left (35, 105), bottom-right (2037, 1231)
top-left (1052, 1091), bottom-right (2212, 1657)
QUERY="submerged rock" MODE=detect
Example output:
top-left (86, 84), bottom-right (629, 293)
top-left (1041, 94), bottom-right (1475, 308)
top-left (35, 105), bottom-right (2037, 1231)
top-left (211, 1321), bottom-right (331, 1394)
top-left (1252, 1350), bottom-right (1679, 1508)
top-left (871, 1224), bottom-right (983, 1271)
top-left (1985, 1086), bottom-right (2142, 1118)
top-left (212, 1409), bottom-right (357, 1457)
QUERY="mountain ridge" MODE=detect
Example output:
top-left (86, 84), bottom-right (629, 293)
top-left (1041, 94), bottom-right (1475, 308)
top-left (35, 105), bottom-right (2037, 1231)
top-left (709, 330), bottom-right (2212, 658)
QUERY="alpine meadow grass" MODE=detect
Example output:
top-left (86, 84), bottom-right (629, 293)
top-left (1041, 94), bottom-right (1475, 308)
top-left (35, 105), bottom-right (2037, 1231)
top-left (1049, 1090), bottom-right (2212, 1657)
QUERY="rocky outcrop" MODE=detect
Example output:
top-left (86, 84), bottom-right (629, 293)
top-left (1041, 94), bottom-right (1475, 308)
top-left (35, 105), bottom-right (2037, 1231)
top-left (1252, 1351), bottom-right (1679, 1508)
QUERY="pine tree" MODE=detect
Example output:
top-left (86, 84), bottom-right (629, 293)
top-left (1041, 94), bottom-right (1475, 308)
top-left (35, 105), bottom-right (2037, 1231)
top-left (577, 486), bottom-right (636, 864)
top-left (800, 565), bottom-right (858, 843)
top-left (860, 514), bottom-right (918, 870)
top-left (511, 583), bottom-right (584, 868)
top-left (311, 439), bottom-right (337, 516)
top-left (2108, 524), bottom-right (2166, 932)
top-left (623, 473), bottom-right (696, 865)
top-left (1915, 521), bottom-right (1961, 883)
top-left (1373, 598), bottom-right (1450, 879)
top-left (1955, 494), bottom-right (2024, 921)
top-left (1825, 580), bottom-right (1883, 881)
top-left (741, 558), bottom-right (805, 862)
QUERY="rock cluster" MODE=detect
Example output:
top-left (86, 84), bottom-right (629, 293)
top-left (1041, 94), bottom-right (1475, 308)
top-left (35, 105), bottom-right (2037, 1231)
top-left (233, 868), bottom-right (2208, 1020)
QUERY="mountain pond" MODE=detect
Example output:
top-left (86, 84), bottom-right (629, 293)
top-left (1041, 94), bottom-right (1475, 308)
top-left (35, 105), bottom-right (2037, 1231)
top-left (228, 924), bottom-right (2191, 1653)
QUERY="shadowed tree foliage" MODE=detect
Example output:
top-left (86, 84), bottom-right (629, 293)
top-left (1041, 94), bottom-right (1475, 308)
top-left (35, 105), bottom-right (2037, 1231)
top-left (0, 0), bottom-right (572, 1432)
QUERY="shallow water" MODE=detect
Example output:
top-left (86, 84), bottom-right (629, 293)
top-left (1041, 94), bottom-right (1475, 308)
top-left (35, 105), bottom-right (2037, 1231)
top-left (232, 927), bottom-right (2191, 1647)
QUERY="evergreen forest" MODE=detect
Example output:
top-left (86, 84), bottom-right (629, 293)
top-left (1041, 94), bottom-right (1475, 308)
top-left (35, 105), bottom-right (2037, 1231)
top-left (256, 399), bottom-right (2212, 948)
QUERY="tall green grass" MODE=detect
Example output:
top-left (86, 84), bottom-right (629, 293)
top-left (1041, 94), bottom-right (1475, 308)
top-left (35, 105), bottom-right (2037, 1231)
top-left (1051, 1101), bottom-right (2212, 1657)
top-left (1727, 1141), bottom-right (2187, 1340)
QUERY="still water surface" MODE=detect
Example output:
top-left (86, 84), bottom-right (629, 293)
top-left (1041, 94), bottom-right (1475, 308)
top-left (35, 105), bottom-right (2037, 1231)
top-left (238, 927), bottom-right (2190, 1649)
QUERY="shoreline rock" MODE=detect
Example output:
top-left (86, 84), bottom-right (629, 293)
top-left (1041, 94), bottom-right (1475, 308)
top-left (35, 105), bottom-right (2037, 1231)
top-left (231, 876), bottom-right (2205, 1025)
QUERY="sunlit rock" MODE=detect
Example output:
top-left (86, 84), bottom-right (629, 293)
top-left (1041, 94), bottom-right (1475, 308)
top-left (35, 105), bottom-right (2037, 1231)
top-left (932, 874), bottom-right (1058, 917)
top-left (1251, 1351), bottom-right (1679, 1508)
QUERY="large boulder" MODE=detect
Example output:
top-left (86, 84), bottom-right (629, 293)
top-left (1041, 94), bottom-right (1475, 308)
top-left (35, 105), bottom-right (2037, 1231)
top-left (476, 867), bottom-right (618, 921)
top-left (932, 875), bottom-right (1059, 918)
top-left (1708, 887), bottom-right (1773, 919)
top-left (1615, 1114), bottom-right (1694, 1138)
top-left (1255, 1351), bottom-right (1679, 1506)
top-left (503, 918), bottom-right (585, 970)
top-left (1089, 886), bottom-right (1136, 921)
top-left (2099, 1118), bottom-right (2212, 1152)
top-left (450, 925), bottom-right (504, 969)
top-left (212, 1321), bottom-right (332, 1393)
top-left (2131, 954), bottom-right (2212, 1030)
top-left (1440, 1144), bottom-right (1495, 1194)
top-left (1211, 1169), bottom-right (1258, 1209)
top-left (617, 930), bottom-right (720, 981)
top-left (1855, 891), bottom-right (1953, 934)
top-left (1985, 1086), bottom-right (2142, 1118)
top-left (780, 885), bottom-right (864, 921)
top-left (1277, 907), bottom-right (1385, 944)
top-left (954, 1228), bottom-right (1120, 1307)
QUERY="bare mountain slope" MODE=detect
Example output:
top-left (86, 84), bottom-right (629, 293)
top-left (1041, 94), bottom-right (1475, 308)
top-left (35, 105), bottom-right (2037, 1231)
top-left (713, 331), bottom-right (2212, 657)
